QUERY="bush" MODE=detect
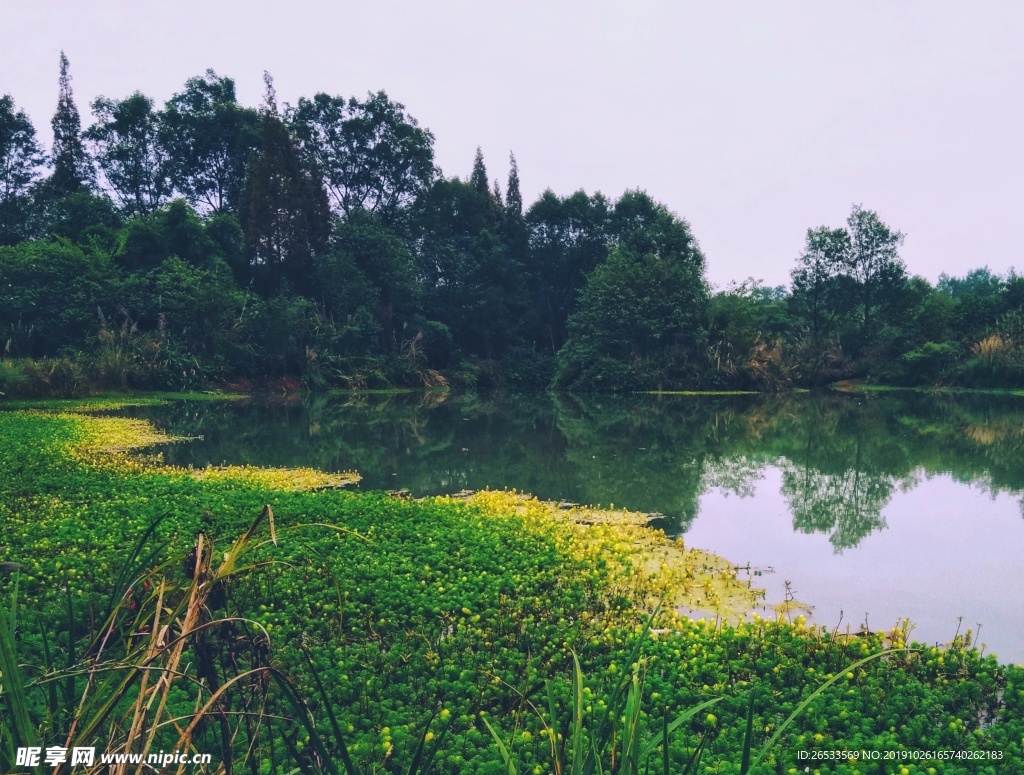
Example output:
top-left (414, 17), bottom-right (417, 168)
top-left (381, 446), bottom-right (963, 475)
top-left (891, 341), bottom-right (961, 386)
top-left (19, 356), bottom-right (89, 397)
top-left (0, 359), bottom-right (28, 395)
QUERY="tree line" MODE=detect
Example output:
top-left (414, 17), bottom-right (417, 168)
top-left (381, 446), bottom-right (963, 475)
top-left (2, 53), bottom-right (1023, 395)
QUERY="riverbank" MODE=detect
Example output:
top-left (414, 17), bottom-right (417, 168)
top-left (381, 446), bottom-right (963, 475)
top-left (1, 398), bottom-right (1021, 773)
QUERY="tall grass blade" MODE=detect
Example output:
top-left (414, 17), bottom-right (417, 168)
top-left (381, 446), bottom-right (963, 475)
top-left (582, 620), bottom-right (653, 775)
top-left (101, 509), bottom-right (170, 625)
top-left (571, 652), bottom-right (584, 775)
top-left (412, 713), bottom-right (453, 775)
top-left (680, 733), bottom-right (707, 775)
top-left (270, 668), bottom-right (344, 775)
top-left (481, 715), bottom-right (517, 775)
top-left (639, 697), bottom-right (721, 759)
top-left (739, 690), bottom-right (755, 775)
top-left (0, 599), bottom-right (37, 750)
top-left (8, 571), bottom-right (18, 641)
top-left (64, 585), bottom-right (75, 711)
top-left (300, 646), bottom-right (359, 775)
top-left (661, 710), bottom-right (669, 775)
top-left (405, 713), bottom-right (453, 775)
top-left (38, 622), bottom-right (59, 722)
top-left (545, 678), bottom-right (564, 774)
top-left (621, 670), bottom-right (642, 774)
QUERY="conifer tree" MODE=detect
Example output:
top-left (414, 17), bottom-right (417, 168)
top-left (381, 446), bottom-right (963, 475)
top-left (470, 146), bottom-right (489, 197)
top-left (502, 151), bottom-right (528, 270)
top-left (47, 51), bottom-right (93, 197)
top-left (491, 178), bottom-right (504, 213)
top-left (505, 151), bottom-right (523, 220)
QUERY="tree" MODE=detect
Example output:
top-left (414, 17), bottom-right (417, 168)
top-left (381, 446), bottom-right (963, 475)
top-left (790, 226), bottom-right (849, 347)
top-left (411, 177), bottom-right (525, 358)
top-left (610, 189), bottom-right (705, 270)
top-left (505, 151), bottom-right (523, 220)
top-left (114, 200), bottom-right (215, 273)
top-left (707, 279), bottom-right (792, 389)
top-left (45, 51), bottom-right (93, 198)
top-left (842, 204), bottom-right (906, 342)
top-left (0, 240), bottom-right (115, 356)
top-left (502, 151), bottom-right (528, 274)
top-left (291, 91), bottom-right (436, 222)
top-left (0, 95), bottom-right (45, 245)
top-left (238, 75), bottom-right (331, 294)
top-left (470, 146), bottom-right (489, 197)
top-left (554, 243), bottom-right (709, 391)
top-left (85, 92), bottom-right (171, 216)
top-left (523, 189), bottom-right (611, 353)
top-left (160, 70), bottom-right (260, 214)
top-left (318, 212), bottom-right (419, 352)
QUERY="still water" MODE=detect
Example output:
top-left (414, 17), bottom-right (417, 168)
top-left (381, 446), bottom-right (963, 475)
top-left (134, 390), bottom-right (1024, 663)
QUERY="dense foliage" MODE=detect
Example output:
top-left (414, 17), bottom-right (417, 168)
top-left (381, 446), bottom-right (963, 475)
top-left (0, 401), bottom-right (1021, 773)
top-left (4, 57), bottom-right (1024, 394)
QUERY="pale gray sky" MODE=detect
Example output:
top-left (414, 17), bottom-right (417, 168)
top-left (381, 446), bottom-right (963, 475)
top-left (4, 1), bottom-right (1022, 287)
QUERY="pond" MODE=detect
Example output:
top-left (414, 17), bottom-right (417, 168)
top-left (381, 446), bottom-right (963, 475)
top-left (131, 390), bottom-right (1024, 664)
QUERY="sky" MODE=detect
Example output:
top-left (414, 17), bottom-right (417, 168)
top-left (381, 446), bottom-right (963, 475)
top-left (3, 1), bottom-right (1023, 288)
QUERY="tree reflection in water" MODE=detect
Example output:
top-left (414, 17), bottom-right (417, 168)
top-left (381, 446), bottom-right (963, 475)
top-left (135, 389), bottom-right (1024, 551)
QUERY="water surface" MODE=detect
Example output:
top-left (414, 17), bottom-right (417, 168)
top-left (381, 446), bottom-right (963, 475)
top-left (133, 390), bottom-right (1024, 663)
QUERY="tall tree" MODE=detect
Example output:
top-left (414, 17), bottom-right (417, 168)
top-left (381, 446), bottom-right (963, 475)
top-left (411, 177), bottom-right (525, 358)
top-left (524, 189), bottom-right (611, 353)
top-left (554, 244), bottom-right (709, 391)
top-left (239, 75), bottom-right (331, 294)
top-left (553, 191), bottom-right (709, 390)
top-left (790, 226), bottom-right (849, 347)
top-left (502, 151), bottom-right (528, 273)
top-left (842, 204), bottom-right (906, 343)
top-left (505, 151), bottom-right (523, 220)
top-left (46, 51), bottom-right (92, 197)
top-left (292, 91), bottom-right (436, 222)
top-left (470, 146), bottom-right (489, 196)
top-left (0, 95), bottom-right (45, 245)
top-left (610, 189), bottom-right (705, 270)
top-left (160, 69), bottom-right (260, 214)
top-left (85, 92), bottom-right (170, 216)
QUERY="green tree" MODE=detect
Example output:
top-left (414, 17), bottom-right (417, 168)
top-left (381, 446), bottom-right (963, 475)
top-left (41, 191), bottom-right (123, 249)
top-left (160, 70), bottom-right (260, 214)
top-left (44, 51), bottom-right (93, 198)
top-left (148, 255), bottom-right (247, 362)
top-left (610, 189), bottom-right (705, 271)
top-left (239, 75), bottom-right (331, 294)
top-left (470, 146), bottom-right (490, 196)
top-left (0, 95), bottom-right (45, 245)
top-left (411, 177), bottom-right (525, 359)
top-left (554, 243), bottom-right (709, 391)
top-left (790, 226), bottom-right (849, 347)
top-left (318, 212), bottom-right (418, 352)
top-left (842, 204), bottom-right (906, 344)
top-left (291, 91), bottom-right (436, 222)
top-left (502, 152), bottom-right (528, 266)
top-left (85, 92), bottom-right (171, 216)
top-left (504, 152), bottom-right (523, 220)
top-left (0, 239), bottom-right (115, 356)
top-left (523, 189), bottom-right (611, 354)
top-left (113, 200), bottom-right (216, 273)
